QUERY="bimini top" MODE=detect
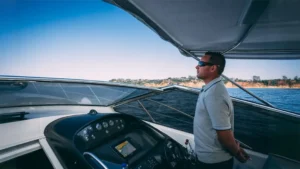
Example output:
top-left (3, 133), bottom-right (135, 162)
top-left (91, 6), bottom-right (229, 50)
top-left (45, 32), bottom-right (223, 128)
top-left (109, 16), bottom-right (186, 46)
top-left (104, 0), bottom-right (300, 59)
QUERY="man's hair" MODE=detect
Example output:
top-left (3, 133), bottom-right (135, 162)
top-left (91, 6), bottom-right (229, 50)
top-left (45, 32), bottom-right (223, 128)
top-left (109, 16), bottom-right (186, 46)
top-left (205, 51), bottom-right (226, 75)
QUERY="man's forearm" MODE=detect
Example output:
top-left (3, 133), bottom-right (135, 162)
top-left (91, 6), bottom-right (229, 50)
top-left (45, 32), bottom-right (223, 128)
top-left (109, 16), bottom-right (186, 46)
top-left (216, 130), bottom-right (239, 156)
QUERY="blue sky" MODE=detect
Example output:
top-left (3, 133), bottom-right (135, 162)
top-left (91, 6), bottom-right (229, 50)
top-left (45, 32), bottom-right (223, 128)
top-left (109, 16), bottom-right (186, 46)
top-left (1, 0), bottom-right (299, 81)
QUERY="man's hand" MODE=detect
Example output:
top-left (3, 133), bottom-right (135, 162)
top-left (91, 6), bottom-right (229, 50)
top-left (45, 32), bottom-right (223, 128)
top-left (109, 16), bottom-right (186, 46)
top-left (234, 142), bottom-right (250, 163)
top-left (216, 130), bottom-right (251, 163)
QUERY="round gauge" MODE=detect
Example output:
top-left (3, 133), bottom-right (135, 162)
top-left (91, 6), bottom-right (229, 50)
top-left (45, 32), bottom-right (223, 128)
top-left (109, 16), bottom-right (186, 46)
top-left (96, 123), bottom-right (102, 130)
top-left (102, 122), bottom-right (108, 128)
top-left (109, 120), bottom-right (114, 126)
top-left (82, 129), bottom-right (88, 135)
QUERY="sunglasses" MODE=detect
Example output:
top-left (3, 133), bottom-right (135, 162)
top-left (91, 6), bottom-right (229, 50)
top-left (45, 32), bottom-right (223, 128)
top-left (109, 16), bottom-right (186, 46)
top-left (198, 61), bottom-right (216, 67)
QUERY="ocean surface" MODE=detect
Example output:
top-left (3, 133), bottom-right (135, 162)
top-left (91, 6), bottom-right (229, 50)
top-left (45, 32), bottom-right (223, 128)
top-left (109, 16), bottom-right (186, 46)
top-left (227, 88), bottom-right (300, 113)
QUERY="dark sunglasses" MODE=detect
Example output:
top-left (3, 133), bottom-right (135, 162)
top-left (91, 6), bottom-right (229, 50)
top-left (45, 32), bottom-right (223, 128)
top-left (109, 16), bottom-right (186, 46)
top-left (198, 61), bottom-right (215, 67)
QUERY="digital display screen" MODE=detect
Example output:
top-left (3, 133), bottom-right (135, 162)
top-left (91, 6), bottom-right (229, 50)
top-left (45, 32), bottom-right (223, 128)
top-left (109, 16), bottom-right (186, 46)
top-left (114, 140), bottom-right (136, 158)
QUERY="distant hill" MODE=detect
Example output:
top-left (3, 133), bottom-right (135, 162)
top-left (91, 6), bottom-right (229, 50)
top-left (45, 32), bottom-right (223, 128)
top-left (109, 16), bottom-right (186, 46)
top-left (109, 76), bottom-right (300, 88)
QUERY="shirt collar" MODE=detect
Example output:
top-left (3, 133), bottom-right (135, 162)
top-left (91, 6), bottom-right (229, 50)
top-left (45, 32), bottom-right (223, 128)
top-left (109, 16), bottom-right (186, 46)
top-left (202, 77), bottom-right (222, 92)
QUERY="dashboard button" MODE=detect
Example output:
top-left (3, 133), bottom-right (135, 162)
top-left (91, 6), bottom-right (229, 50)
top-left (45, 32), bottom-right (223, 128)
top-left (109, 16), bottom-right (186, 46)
top-left (87, 126), bottom-right (93, 135)
top-left (83, 129), bottom-right (88, 135)
top-left (109, 120), bottom-right (114, 126)
top-left (135, 165), bottom-right (142, 169)
top-left (96, 123), bottom-right (102, 130)
top-left (83, 136), bottom-right (89, 141)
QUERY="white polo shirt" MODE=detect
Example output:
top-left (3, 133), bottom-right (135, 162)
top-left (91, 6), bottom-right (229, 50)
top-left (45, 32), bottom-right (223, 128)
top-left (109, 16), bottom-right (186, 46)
top-left (193, 77), bottom-right (234, 163)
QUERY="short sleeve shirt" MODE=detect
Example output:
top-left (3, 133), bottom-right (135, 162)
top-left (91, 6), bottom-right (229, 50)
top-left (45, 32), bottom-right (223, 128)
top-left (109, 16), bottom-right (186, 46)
top-left (193, 77), bottom-right (234, 163)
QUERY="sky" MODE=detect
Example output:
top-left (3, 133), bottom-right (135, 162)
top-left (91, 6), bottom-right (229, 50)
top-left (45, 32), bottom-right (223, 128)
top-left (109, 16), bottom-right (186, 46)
top-left (1, 0), bottom-right (299, 81)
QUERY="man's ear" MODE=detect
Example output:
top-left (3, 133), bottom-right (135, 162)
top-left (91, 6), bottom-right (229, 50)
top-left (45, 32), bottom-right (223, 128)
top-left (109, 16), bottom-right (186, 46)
top-left (210, 65), bottom-right (217, 73)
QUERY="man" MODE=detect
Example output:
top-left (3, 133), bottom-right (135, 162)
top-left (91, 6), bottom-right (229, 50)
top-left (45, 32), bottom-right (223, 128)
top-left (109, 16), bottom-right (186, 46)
top-left (193, 52), bottom-right (249, 169)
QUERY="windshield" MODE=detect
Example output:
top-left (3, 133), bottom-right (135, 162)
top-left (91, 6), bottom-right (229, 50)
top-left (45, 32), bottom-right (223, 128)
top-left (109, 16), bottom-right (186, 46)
top-left (0, 81), bottom-right (156, 108)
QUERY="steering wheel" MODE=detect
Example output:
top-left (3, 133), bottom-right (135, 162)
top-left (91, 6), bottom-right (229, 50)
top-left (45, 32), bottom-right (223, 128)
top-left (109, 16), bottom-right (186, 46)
top-left (164, 140), bottom-right (186, 169)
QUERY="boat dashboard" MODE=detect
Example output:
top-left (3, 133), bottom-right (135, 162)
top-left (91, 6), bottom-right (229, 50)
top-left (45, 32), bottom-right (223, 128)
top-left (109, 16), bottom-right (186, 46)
top-left (44, 110), bottom-right (190, 169)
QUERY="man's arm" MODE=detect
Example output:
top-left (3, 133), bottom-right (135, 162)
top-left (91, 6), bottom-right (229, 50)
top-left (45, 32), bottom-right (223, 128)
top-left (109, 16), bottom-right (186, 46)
top-left (216, 130), bottom-right (239, 155)
top-left (204, 92), bottom-right (250, 162)
top-left (216, 130), bottom-right (250, 163)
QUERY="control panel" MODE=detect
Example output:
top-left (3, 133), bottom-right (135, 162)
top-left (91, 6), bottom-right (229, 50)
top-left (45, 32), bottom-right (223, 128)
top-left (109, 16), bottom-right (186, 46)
top-left (77, 117), bottom-right (126, 143)
top-left (134, 156), bottom-right (159, 169)
top-left (45, 113), bottom-right (188, 169)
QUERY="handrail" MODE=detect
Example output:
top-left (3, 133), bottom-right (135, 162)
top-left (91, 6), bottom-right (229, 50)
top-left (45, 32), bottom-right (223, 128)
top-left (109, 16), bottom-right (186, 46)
top-left (149, 111), bottom-right (193, 125)
top-left (124, 104), bottom-right (193, 124)
top-left (221, 75), bottom-right (274, 107)
top-left (137, 100), bottom-right (156, 123)
top-left (145, 99), bottom-right (194, 119)
top-left (162, 85), bottom-right (200, 94)
top-left (112, 90), bottom-right (165, 107)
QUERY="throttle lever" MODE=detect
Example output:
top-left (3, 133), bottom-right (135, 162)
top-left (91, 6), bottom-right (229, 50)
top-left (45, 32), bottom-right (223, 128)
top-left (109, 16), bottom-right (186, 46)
top-left (184, 139), bottom-right (197, 165)
top-left (185, 139), bottom-right (194, 154)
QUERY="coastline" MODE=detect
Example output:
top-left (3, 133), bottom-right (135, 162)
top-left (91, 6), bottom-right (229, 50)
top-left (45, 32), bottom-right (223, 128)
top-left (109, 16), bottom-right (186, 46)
top-left (224, 81), bottom-right (300, 89)
top-left (110, 78), bottom-right (300, 89)
top-left (225, 87), bottom-right (300, 89)
top-left (143, 81), bottom-right (300, 89)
